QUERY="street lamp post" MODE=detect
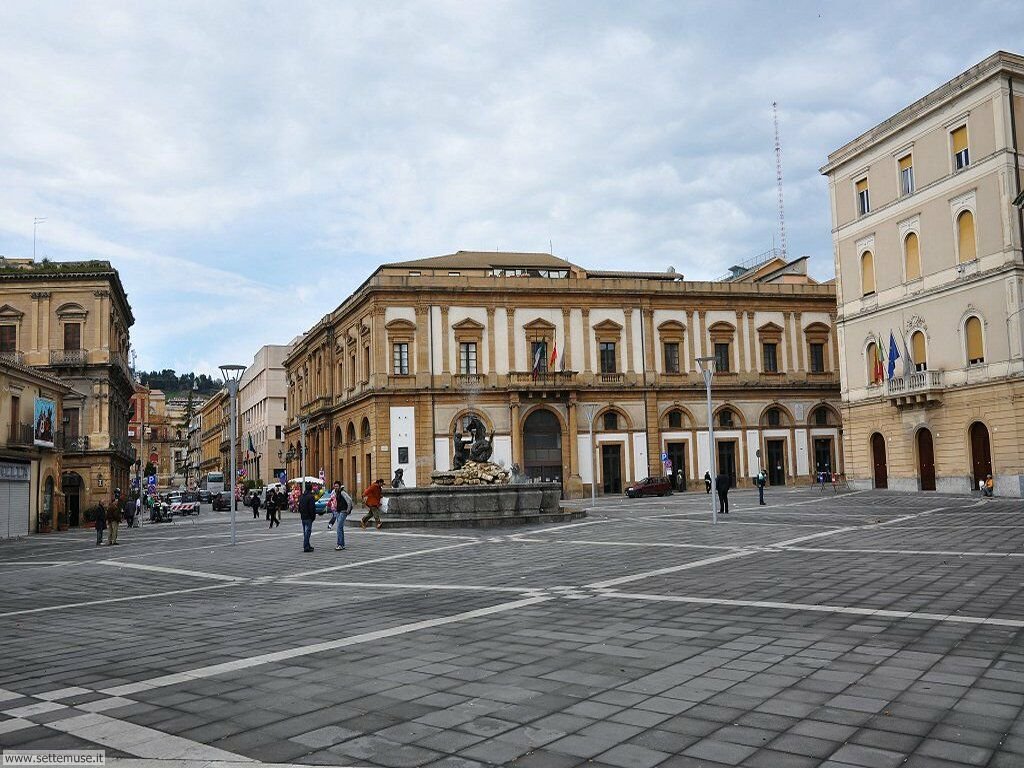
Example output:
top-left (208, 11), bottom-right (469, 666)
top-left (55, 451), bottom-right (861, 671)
top-left (581, 404), bottom-right (599, 507)
top-left (696, 356), bottom-right (717, 525)
top-left (219, 364), bottom-right (246, 545)
top-left (298, 417), bottom-right (309, 487)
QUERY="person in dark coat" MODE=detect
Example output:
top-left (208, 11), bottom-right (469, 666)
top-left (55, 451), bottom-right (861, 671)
top-left (714, 473), bottom-right (730, 515)
top-left (250, 492), bottom-right (260, 519)
top-left (266, 491), bottom-right (279, 528)
top-left (299, 484), bottom-right (317, 552)
top-left (94, 501), bottom-right (107, 546)
top-left (704, 471), bottom-right (712, 494)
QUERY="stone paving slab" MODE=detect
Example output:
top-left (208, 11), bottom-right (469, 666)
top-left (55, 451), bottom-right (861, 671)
top-left (1, 489), bottom-right (1023, 767)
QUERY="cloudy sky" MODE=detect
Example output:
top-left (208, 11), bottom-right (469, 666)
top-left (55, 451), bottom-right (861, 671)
top-left (1, 1), bottom-right (1021, 374)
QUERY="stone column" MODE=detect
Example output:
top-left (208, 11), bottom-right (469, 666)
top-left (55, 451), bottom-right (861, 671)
top-left (371, 309), bottom-right (387, 387)
top-left (440, 307), bottom-right (450, 375)
top-left (581, 309), bottom-right (592, 374)
top-left (643, 308), bottom-right (656, 377)
top-left (685, 310), bottom-right (695, 372)
top-left (794, 311), bottom-right (805, 372)
top-left (567, 398), bottom-right (580, 490)
top-left (735, 311), bottom-right (746, 374)
top-left (561, 308), bottom-right (572, 371)
top-left (698, 311), bottom-right (708, 358)
top-left (486, 306), bottom-right (497, 381)
top-left (747, 312), bottom-right (757, 372)
top-left (506, 309), bottom-right (516, 373)
top-left (782, 312), bottom-right (792, 372)
top-left (624, 309), bottom-right (635, 374)
top-left (510, 396), bottom-right (521, 467)
top-left (830, 313), bottom-right (840, 373)
top-left (415, 306), bottom-right (430, 385)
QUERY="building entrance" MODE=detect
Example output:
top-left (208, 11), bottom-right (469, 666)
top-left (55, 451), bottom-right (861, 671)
top-left (62, 472), bottom-right (83, 527)
top-left (523, 409), bottom-right (563, 484)
top-left (601, 444), bottom-right (622, 494)
top-left (766, 439), bottom-right (786, 486)
top-left (717, 440), bottom-right (737, 488)
top-left (970, 422), bottom-right (992, 489)
top-left (917, 428), bottom-right (936, 491)
top-left (667, 442), bottom-right (686, 490)
top-left (871, 433), bottom-right (888, 489)
top-left (813, 438), bottom-right (834, 478)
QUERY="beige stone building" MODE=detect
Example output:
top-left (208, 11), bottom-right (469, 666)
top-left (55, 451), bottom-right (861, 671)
top-left (821, 51), bottom-right (1024, 495)
top-left (0, 257), bottom-right (135, 520)
top-left (238, 344), bottom-right (291, 486)
top-left (283, 251), bottom-right (842, 498)
top-left (199, 390), bottom-right (227, 482)
top-left (129, 385), bottom-right (185, 489)
top-left (0, 359), bottom-right (73, 536)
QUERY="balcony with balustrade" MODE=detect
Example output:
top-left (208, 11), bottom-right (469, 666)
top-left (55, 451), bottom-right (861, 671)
top-left (886, 369), bottom-right (944, 407)
top-left (0, 350), bottom-right (24, 366)
top-left (6, 422), bottom-right (33, 448)
top-left (508, 371), bottom-right (577, 388)
top-left (49, 349), bottom-right (88, 367)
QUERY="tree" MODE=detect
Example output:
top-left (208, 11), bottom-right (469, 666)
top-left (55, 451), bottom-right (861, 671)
top-left (144, 461), bottom-right (157, 478)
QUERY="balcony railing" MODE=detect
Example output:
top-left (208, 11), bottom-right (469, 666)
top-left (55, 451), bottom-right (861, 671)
top-left (453, 373), bottom-right (485, 388)
top-left (508, 371), bottom-right (577, 387)
top-left (0, 350), bottom-right (24, 365)
top-left (7, 422), bottom-right (33, 447)
top-left (65, 435), bottom-right (90, 452)
top-left (49, 349), bottom-right (88, 366)
top-left (596, 372), bottom-right (625, 385)
top-left (886, 369), bottom-right (944, 406)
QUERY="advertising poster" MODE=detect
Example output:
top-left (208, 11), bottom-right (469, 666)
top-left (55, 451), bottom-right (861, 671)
top-left (33, 397), bottom-right (56, 448)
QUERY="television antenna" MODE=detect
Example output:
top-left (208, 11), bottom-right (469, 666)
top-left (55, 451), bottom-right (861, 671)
top-left (772, 102), bottom-right (787, 261)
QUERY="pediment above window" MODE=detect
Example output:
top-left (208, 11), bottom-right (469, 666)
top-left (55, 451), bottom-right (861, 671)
top-left (55, 302), bottom-right (88, 320)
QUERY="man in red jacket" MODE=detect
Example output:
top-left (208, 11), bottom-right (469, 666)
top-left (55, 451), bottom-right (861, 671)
top-left (360, 479), bottom-right (385, 530)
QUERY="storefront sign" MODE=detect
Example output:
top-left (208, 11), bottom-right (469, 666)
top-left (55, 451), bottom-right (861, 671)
top-left (0, 461), bottom-right (30, 482)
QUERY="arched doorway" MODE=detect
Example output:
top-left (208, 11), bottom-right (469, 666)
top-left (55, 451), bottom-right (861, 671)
top-left (62, 472), bottom-right (83, 527)
top-left (522, 409), bottom-right (562, 484)
top-left (916, 428), bottom-right (936, 491)
top-left (870, 433), bottom-right (888, 489)
top-left (970, 422), bottom-right (992, 489)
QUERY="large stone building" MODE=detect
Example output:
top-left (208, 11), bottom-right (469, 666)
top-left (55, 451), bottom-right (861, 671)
top-left (0, 257), bottom-right (135, 519)
top-left (283, 251), bottom-right (842, 497)
top-left (129, 385), bottom-right (187, 489)
top-left (0, 359), bottom-right (73, 536)
top-left (198, 389), bottom-right (227, 482)
top-left (821, 51), bottom-right (1024, 496)
top-left (238, 344), bottom-right (290, 486)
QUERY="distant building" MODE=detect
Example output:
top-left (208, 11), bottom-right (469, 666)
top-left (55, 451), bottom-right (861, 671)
top-left (0, 257), bottom-right (134, 525)
top-left (199, 390), bottom-right (227, 481)
top-left (821, 51), bottom-right (1024, 495)
top-left (129, 385), bottom-right (190, 489)
top-left (283, 250), bottom-right (842, 497)
top-left (238, 344), bottom-right (291, 486)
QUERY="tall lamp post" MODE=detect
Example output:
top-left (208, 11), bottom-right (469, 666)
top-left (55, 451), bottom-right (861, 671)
top-left (581, 404), bottom-right (599, 507)
top-left (696, 356), bottom-right (717, 525)
top-left (219, 364), bottom-right (246, 545)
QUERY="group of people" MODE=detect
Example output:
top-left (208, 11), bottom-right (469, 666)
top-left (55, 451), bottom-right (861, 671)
top-left (93, 489), bottom-right (130, 545)
top-left (702, 468), bottom-right (769, 515)
top-left (297, 472), bottom-right (400, 553)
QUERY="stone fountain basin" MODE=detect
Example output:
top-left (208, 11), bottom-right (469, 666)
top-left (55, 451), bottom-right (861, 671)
top-left (380, 483), bottom-right (584, 528)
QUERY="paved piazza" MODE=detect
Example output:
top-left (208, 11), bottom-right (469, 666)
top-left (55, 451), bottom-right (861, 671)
top-left (2, 489), bottom-right (1024, 768)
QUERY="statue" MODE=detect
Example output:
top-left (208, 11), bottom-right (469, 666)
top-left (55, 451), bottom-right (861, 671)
top-left (452, 425), bottom-right (469, 470)
top-left (451, 414), bottom-right (493, 469)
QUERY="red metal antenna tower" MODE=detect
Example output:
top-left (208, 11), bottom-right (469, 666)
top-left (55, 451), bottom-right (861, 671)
top-left (773, 101), bottom-right (787, 261)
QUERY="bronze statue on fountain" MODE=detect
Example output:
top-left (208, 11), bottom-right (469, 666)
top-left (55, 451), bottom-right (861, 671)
top-left (452, 414), bottom-right (493, 469)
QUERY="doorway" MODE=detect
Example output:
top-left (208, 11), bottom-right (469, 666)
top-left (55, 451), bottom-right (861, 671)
top-left (766, 439), bottom-right (786, 486)
top-left (813, 438), bottom-right (834, 478)
top-left (364, 453), bottom-right (372, 487)
top-left (970, 422), bottom-right (992, 489)
top-left (871, 433), bottom-right (888, 489)
top-left (62, 472), bottom-right (82, 527)
top-left (917, 428), bottom-right (936, 491)
top-left (351, 455), bottom-right (358, 489)
top-left (523, 409), bottom-right (563, 484)
top-left (601, 444), bottom-right (623, 494)
top-left (667, 442), bottom-right (687, 490)
top-left (717, 440), bottom-right (737, 488)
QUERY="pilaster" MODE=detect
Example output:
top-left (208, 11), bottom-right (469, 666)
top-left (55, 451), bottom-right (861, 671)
top-left (624, 309), bottom-right (635, 374)
top-left (735, 311), bottom-right (746, 374)
top-left (795, 311), bottom-right (805, 372)
top-left (486, 306), bottom-right (497, 383)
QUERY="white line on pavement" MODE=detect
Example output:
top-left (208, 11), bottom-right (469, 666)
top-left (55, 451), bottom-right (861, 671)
top-left (779, 546), bottom-right (1024, 558)
top-left (587, 550), bottom-right (757, 589)
top-left (100, 595), bottom-right (552, 697)
top-left (552, 539), bottom-right (744, 551)
top-left (282, 540), bottom-right (480, 579)
top-left (0, 583), bottom-right (240, 619)
top-left (515, 519), bottom-right (606, 536)
top-left (282, 580), bottom-right (539, 594)
top-left (597, 590), bottom-right (1024, 628)
top-left (96, 560), bottom-right (248, 582)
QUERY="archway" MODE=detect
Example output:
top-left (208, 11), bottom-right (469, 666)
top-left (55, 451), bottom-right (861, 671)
top-left (522, 408), bottom-right (562, 484)
top-left (870, 433), bottom-right (888, 489)
top-left (970, 422), bottom-right (992, 489)
top-left (916, 428), bottom-right (935, 491)
top-left (61, 472), bottom-right (83, 527)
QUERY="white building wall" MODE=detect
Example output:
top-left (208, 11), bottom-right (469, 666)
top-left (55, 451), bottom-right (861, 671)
top-left (795, 428), bottom-right (810, 475)
top-left (745, 429), bottom-right (760, 474)
top-left (447, 307), bottom-right (488, 373)
top-left (495, 308), bottom-right (510, 375)
top-left (384, 307), bottom-right (416, 324)
top-left (578, 434), bottom-right (593, 484)
top-left (587, 308), bottom-right (626, 371)
top-left (570, 308), bottom-right (584, 371)
top-left (389, 406), bottom-right (416, 486)
top-left (492, 436), bottom-right (512, 468)
top-left (632, 432), bottom-right (647, 482)
top-left (434, 437), bottom-right (450, 472)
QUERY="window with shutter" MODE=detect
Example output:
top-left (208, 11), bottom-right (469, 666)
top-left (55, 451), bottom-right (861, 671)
top-left (952, 126), bottom-right (969, 169)
top-left (965, 317), bottom-right (984, 364)
top-left (904, 232), bottom-right (921, 281)
top-left (911, 331), bottom-right (927, 372)
top-left (957, 211), bottom-right (976, 263)
top-left (861, 251), bottom-right (875, 296)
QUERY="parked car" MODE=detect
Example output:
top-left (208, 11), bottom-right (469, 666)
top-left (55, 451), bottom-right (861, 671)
top-left (167, 492), bottom-right (183, 505)
top-left (198, 489), bottom-right (212, 503)
top-left (212, 492), bottom-right (231, 511)
top-left (625, 476), bottom-right (673, 498)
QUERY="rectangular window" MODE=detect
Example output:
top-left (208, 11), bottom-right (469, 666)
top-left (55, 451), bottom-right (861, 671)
top-left (459, 342), bottom-right (478, 374)
top-left (762, 342), bottom-right (778, 373)
top-left (603, 411), bottom-right (618, 430)
top-left (855, 178), bottom-right (870, 215)
top-left (530, 340), bottom-right (547, 373)
top-left (952, 126), bottom-right (969, 170)
top-left (663, 342), bottom-right (680, 373)
top-left (275, 425), bottom-right (282, 440)
top-left (65, 407), bottom-right (79, 438)
top-left (363, 346), bottom-right (370, 381)
top-left (64, 322), bottom-right (81, 351)
top-left (392, 342), bottom-right (409, 375)
top-left (898, 154), bottom-right (914, 196)
top-left (0, 325), bottom-right (15, 353)
top-left (809, 343), bottom-right (826, 373)
top-left (714, 342), bottom-right (730, 373)
top-left (11, 395), bottom-right (20, 429)
top-left (599, 342), bottom-right (616, 373)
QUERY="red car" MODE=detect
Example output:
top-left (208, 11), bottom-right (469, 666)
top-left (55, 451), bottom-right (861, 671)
top-left (625, 476), bottom-right (673, 498)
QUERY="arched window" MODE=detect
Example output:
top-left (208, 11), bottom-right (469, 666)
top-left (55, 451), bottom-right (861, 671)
top-left (910, 331), bottom-right (927, 372)
top-left (718, 409), bottom-right (734, 428)
top-left (861, 251), bottom-right (875, 296)
top-left (957, 211), bottom-right (976, 263)
top-left (335, 425), bottom-right (343, 445)
top-left (667, 409), bottom-right (683, 429)
top-left (346, 422), bottom-right (356, 442)
top-left (765, 408), bottom-right (781, 427)
top-left (904, 232), bottom-right (921, 281)
top-left (866, 341), bottom-right (881, 385)
top-left (965, 316), bottom-right (985, 365)
top-left (360, 417), bottom-right (371, 440)
top-left (812, 407), bottom-right (832, 426)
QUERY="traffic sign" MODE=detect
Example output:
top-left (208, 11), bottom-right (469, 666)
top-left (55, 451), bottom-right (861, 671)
top-left (660, 452), bottom-right (668, 462)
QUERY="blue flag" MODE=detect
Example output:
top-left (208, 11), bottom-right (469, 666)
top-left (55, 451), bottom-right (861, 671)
top-left (887, 332), bottom-right (901, 380)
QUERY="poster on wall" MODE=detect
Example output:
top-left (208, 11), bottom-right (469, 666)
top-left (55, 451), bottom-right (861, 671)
top-left (33, 397), bottom-right (56, 448)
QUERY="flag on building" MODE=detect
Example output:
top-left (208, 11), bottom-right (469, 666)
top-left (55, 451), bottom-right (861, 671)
top-left (887, 332), bottom-right (901, 380)
top-left (872, 333), bottom-right (885, 383)
top-left (559, 348), bottom-right (566, 372)
top-left (531, 344), bottom-right (543, 380)
top-left (549, 341), bottom-right (558, 370)
top-left (900, 332), bottom-right (913, 377)
top-left (248, 433), bottom-right (256, 455)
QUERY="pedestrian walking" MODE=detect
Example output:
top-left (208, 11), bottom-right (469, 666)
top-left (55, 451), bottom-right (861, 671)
top-left (94, 501), bottom-right (107, 546)
top-left (250, 492), bottom-right (260, 519)
top-left (714, 473), bottom-right (730, 515)
top-left (299, 483), bottom-right (317, 552)
top-left (704, 471), bottom-right (712, 494)
top-left (106, 492), bottom-right (123, 545)
top-left (360, 478), bottom-right (385, 530)
top-left (266, 491), bottom-right (280, 528)
top-left (755, 469), bottom-right (767, 506)
top-left (330, 481), bottom-right (353, 550)
top-left (391, 468), bottom-right (405, 489)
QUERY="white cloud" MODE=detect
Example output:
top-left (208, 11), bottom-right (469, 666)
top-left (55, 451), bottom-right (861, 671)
top-left (0, 0), bottom-right (1020, 369)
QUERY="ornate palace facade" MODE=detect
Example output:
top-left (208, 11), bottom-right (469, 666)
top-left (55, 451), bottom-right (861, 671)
top-left (283, 251), bottom-right (842, 497)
